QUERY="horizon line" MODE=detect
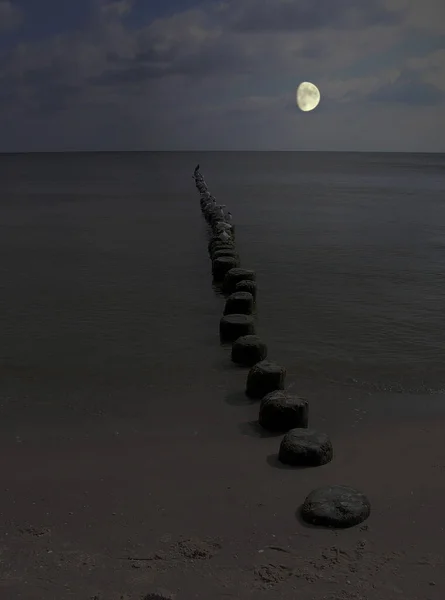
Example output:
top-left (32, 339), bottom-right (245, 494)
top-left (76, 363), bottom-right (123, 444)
top-left (0, 149), bottom-right (444, 155)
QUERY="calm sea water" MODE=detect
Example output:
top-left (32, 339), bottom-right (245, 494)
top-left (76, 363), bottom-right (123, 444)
top-left (0, 150), bottom-right (444, 425)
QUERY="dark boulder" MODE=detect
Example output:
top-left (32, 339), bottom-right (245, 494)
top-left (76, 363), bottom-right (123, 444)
top-left (300, 485), bottom-right (371, 529)
top-left (210, 247), bottom-right (237, 262)
top-left (204, 207), bottom-right (218, 222)
top-left (208, 237), bottom-right (235, 252)
top-left (220, 314), bottom-right (256, 342)
top-left (223, 291), bottom-right (254, 315)
top-left (209, 240), bottom-right (236, 253)
top-left (245, 360), bottom-right (286, 399)
top-left (235, 279), bottom-right (257, 299)
top-left (278, 428), bottom-right (332, 466)
top-left (210, 231), bottom-right (233, 244)
top-left (213, 220), bottom-right (233, 233)
top-left (231, 335), bottom-right (268, 367)
top-left (223, 268), bottom-right (256, 294)
top-left (212, 256), bottom-right (240, 281)
top-left (259, 392), bottom-right (309, 432)
top-left (212, 248), bottom-right (239, 261)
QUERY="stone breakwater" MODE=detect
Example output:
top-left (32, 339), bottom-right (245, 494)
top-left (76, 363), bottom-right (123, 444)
top-left (192, 164), bottom-right (371, 529)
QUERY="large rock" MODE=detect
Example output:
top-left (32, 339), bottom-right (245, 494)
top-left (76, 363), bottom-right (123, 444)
top-left (209, 241), bottom-right (236, 255)
top-left (223, 291), bottom-right (254, 315)
top-left (204, 207), bottom-right (218, 222)
top-left (213, 220), bottom-right (233, 233)
top-left (208, 209), bottom-right (226, 223)
top-left (300, 485), bottom-right (371, 529)
top-left (245, 360), bottom-right (286, 399)
top-left (235, 279), bottom-right (257, 300)
top-left (220, 314), bottom-right (256, 342)
top-left (212, 248), bottom-right (239, 261)
top-left (212, 256), bottom-right (240, 281)
top-left (208, 237), bottom-right (235, 253)
top-left (210, 230), bottom-right (233, 244)
top-left (278, 428), bottom-right (332, 466)
top-left (208, 213), bottom-right (224, 227)
top-left (223, 268), bottom-right (256, 294)
top-left (210, 249), bottom-right (237, 264)
top-left (231, 335), bottom-right (267, 366)
top-left (259, 392), bottom-right (308, 432)
top-left (212, 223), bottom-right (235, 239)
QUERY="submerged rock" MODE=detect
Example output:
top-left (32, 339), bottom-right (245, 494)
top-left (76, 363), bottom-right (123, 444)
top-left (212, 248), bottom-right (239, 261)
top-left (212, 222), bottom-right (235, 239)
top-left (259, 392), bottom-right (309, 432)
top-left (223, 291), bottom-right (254, 315)
top-left (208, 236), bottom-right (235, 251)
top-left (231, 335), bottom-right (267, 367)
top-left (212, 256), bottom-right (240, 281)
top-left (203, 207), bottom-right (218, 222)
top-left (220, 314), bottom-right (256, 342)
top-left (300, 485), bottom-right (371, 528)
top-left (209, 240), bottom-right (236, 255)
top-left (235, 279), bottom-right (257, 299)
top-left (223, 268), bottom-right (256, 294)
top-left (278, 428), bottom-right (332, 465)
top-left (213, 220), bottom-right (233, 233)
top-left (245, 360), bottom-right (286, 399)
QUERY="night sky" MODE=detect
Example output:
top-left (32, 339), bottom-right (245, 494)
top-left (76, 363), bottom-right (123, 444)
top-left (1, 0), bottom-right (444, 152)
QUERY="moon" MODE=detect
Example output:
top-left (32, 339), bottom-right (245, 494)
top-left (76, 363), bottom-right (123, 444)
top-left (296, 81), bottom-right (321, 112)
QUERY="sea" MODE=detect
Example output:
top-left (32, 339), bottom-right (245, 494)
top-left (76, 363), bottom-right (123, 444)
top-left (0, 151), bottom-right (445, 432)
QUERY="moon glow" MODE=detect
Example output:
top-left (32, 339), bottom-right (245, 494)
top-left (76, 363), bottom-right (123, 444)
top-left (296, 81), bottom-right (321, 112)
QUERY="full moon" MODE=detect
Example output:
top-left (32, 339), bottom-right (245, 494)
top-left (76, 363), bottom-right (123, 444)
top-left (296, 81), bottom-right (321, 112)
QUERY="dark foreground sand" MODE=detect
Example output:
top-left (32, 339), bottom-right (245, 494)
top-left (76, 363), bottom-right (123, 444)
top-left (0, 366), bottom-right (444, 600)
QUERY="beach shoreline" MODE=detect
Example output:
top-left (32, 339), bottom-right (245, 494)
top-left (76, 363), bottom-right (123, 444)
top-left (1, 370), bottom-right (444, 600)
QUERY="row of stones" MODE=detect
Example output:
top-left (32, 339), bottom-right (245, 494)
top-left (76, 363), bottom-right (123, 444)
top-left (193, 168), bottom-right (370, 529)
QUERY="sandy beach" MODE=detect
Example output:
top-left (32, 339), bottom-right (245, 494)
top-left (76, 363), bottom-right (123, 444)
top-left (1, 362), bottom-right (444, 600)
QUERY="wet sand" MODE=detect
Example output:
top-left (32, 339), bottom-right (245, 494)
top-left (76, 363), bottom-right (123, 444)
top-left (0, 361), bottom-right (444, 600)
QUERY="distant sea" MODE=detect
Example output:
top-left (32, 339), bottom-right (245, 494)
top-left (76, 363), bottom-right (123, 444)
top-left (1, 151), bottom-right (445, 426)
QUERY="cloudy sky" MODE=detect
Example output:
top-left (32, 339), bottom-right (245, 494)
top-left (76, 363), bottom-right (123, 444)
top-left (0, 0), bottom-right (444, 152)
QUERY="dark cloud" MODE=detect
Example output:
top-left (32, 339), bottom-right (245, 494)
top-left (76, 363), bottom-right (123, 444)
top-left (369, 72), bottom-right (445, 105)
top-left (0, 0), bottom-right (443, 151)
top-left (30, 82), bottom-right (83, 115)
top-left (0, 62), bottom-right (84, 116)
top-left (91, 25), bottom-right (251, 85)
top-left (224, 0), bottom-right (402, 33)
top-left (89, 63), bottom-right (161, 84)
top-left (0, 0), bottom-right (23, 30)
top-left (0, 41), bottom-right (87, 116)
top-left (0, 3), bottom-right (132, 115)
